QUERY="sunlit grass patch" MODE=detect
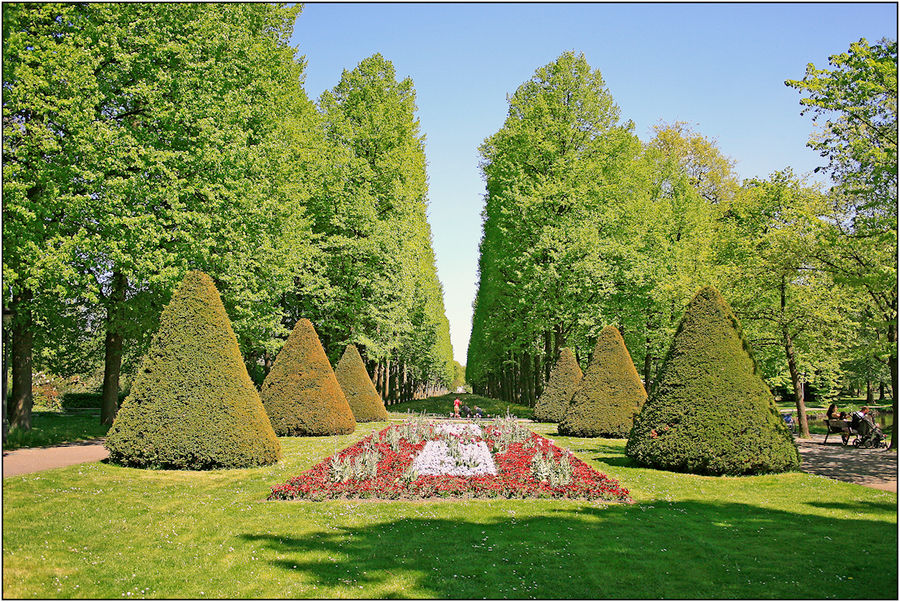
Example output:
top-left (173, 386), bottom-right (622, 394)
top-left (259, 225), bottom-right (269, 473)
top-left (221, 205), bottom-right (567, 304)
top-left (2, 421), bottom-right (896, 599)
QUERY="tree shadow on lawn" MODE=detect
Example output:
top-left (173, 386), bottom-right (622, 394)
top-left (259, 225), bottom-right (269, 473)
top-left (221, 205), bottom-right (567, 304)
top-left (241, 499), bottom-right (897, 599)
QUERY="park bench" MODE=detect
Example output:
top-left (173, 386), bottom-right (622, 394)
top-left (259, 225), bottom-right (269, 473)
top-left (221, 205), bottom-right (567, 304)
top-left (823, 419), bottom-right (857, 446)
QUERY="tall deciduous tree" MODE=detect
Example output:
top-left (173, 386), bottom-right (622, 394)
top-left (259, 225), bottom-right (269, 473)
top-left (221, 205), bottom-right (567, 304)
top-left (786, 38), bottom-right (898, 445)
top-left (469, 52), bottom-right (640, 402)
top-left (313, 54), bottom-right (454, 398)
top-left (3, 4), bottom-right (320, 426)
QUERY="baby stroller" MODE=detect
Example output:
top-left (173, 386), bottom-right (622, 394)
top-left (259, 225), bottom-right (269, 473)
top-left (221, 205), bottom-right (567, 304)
top-left (851, 413), bottom-right (888, 449)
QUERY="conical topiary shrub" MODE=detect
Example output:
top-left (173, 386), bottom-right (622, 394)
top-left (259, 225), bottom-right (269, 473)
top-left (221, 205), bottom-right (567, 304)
top-left (558, 326), bottom-right (647, 437)
top-left (261, 319), bottom-right (356, 436)
top-left (105, 271), bottom-right (281, 470)
top-left (533, 348), bottom-right (583, 423)
top-left (626, 286), bottom-right (800, 475)
top-left (335, 343), bottom-right (389, 422)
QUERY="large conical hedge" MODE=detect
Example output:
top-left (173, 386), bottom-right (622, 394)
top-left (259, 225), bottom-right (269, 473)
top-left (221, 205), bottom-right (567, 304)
top-left (558, 326), bottom-right (647, 437)
top-left (261, 319), bottom-right (356, 436)
top-left (533, 348), bottom-right (583, 423)
top-left (626, 286), bottom-right (800, 475)
top-left (335, 343), bottom-right (389, 422)
top-left (105, 271), bottom-right (281, 469)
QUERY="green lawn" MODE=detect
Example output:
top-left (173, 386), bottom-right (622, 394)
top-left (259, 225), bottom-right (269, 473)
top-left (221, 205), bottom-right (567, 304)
top-left (3, 410), bottom-right (110, 451)
top-left (387, 392), bottom-right (534, 419)
top-left (2, 419), bottom-right (896, 599)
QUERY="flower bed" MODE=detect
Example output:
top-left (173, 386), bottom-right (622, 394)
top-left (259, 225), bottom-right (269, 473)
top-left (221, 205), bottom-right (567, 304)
top-left (269, 417), bottom-right (631, 502)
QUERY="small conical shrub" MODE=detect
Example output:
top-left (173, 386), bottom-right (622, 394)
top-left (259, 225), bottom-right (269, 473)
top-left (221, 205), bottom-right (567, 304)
top-left (261, 319), bottom-right (356, 436)
top-left (626, 286), bottom-right (800, 475)
top-left (105, 271), bottom-right (281, 469)
top-left (558, 326), bottom-right (647, 437)
top-left (335, 343), bottom-right (388, 422)
top-left (533, 348), bottom-right (583, 423)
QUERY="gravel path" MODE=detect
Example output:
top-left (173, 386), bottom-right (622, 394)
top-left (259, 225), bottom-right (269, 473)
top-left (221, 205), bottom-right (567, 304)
top-left (793, 434), bottom-right (897, 492)
top-left (2, 440), bottom-right (109, 478)
top-left (3, 435), bottom-right (897, 493)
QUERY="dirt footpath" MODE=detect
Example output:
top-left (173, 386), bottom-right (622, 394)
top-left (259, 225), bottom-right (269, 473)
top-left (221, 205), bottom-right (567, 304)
top-left (2, 440), bottom-right (109, 478)
top-left (794, 434), bottom-right (897, 492)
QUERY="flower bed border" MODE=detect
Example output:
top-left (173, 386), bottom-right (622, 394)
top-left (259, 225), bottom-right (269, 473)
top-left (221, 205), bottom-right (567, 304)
top-left (269, 420), bottom-right (631, 503)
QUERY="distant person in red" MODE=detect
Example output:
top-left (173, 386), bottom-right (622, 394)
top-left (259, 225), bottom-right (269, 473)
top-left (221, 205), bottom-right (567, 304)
top-left (453, 397), bottom-right (461, 418)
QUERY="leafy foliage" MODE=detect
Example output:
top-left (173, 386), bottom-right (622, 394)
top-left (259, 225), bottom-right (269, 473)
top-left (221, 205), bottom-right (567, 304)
top-left (104, 271), bottom-right (281, 469)
top-left (335, 344), bottom-right (389, 422)
top-left (626, 286), bottom-right (800, 475)
top-left (533, 348), bottom-right (583, 423)
top-left (559, 326), bottom-right (647, 438)
top-left (261, 319), bottom-right (356, 436)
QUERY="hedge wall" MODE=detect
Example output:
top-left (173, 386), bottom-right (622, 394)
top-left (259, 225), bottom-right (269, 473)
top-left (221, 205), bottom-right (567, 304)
top-left (261, 319), bottom-right (356, 436)
top-left (334, 344), bottom-right (389, 422)
top-left (533, 348), bottom-right (583, 423)
top-left (105, 271), bottom-right (282, 470)
top-left (558, 326), bottom-right (647, 437)
top-left (625, 286), bottom-right (800, 475)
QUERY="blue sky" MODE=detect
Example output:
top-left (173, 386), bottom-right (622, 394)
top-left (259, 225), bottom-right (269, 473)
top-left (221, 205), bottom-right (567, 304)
top-left (290, 2), bottom-right (897, 364)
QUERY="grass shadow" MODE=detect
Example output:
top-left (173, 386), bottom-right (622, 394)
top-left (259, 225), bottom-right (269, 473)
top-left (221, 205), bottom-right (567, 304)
top-left (241, 499), bottom-right (897, 599)
top-left (805, 500), bottom-right (897, 513)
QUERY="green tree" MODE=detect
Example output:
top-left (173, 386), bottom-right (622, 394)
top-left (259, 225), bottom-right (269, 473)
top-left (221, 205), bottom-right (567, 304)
top-left (626, 286), bottom-right (800, 475)
top-left (608, 122), bottom-right (732, 392)
top-left (716, 170), bottom-right (855, 437)
top-left (313, 54), bottom-right (453, 400)
top-left (469, 51), bottom-right (640, 403)
top-left (3, 3), bottom-right (319, 427)
top-left (261, 319), bottom-right (356, 436)
top-left (559, 326), bottom-right (647, 437)
top-left (786, 38), bottom-right (898, 444)
top-left (104, 271), bottom-right (281, 469)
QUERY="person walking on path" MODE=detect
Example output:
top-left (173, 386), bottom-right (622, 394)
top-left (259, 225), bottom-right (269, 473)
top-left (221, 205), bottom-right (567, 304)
top-left (453, 397), bottom-right (461, 418)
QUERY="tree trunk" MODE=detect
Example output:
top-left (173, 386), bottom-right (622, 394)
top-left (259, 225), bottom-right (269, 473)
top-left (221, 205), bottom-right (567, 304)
top-left (553, 323), bottom-right (563, 362)
top-left (387, 358), bottom-right (396, 405)
top-left (520, 353), bottom-right (532, 406)
top-left (866, 376), bottom-right (874, 405)
top-left (101, 272), bottom-right (128, 426)
top-left (779, 275), bottom-right (810, 438)
top-left (2, 307), bottom-right (10, 441)
top-left (879, 381), bottom-right (885, 401)
top-left (887, 318), bottom-right (897, 450)
top-left (643, 335), bottom-right (653, 393)
top-left (8, 289), bottom-right (34, 432)
top-left (543, 329), bottom-right (552, 382)
top-left (783, 327), bottom-right (810, 439)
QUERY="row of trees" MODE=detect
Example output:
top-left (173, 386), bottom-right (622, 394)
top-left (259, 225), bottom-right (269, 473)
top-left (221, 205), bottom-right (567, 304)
top-left (3, 4), bottom-right (455, 432)
top-left (468, 42), bottom-right (897, 441)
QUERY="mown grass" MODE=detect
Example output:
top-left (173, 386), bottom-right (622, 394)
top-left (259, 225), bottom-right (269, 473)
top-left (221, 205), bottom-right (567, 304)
top-left (2, 420), bottom-right (896, 599)
top-left (3, 410), bottom-right (110, 451)
top-left (387, 392), bottom-right (533, 419)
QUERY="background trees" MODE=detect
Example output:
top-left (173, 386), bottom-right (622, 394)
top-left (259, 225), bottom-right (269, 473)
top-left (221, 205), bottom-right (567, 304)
top-left (3, 7), bottom-right (454, 433)
top-left (785, 38), bottom-right (898, 443)
top-left (468, 43), bottom-right (897, 441)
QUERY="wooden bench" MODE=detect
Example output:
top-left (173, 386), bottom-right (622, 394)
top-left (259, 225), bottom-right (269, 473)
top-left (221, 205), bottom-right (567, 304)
top-left (823, 419), bottom-right (857, 445)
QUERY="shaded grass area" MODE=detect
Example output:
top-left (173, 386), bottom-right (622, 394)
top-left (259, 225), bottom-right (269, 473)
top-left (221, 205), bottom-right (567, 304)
top-left (3, 410), bottom-right (109, 451)
top-left (3, 422), bottom-right (896, 599)
top-left (387, 392), bottom-right (534, 420)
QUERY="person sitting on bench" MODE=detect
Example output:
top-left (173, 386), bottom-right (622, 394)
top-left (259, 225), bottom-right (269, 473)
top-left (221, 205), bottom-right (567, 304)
top-left (826, 402), bottom-right (847, 420)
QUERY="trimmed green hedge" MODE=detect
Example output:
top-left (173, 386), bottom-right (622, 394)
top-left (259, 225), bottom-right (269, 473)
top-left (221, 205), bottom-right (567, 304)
top-left (533, 348), bottom-right (583, 423)
top-left (335, 344), bottom-right (389, 422)
top-left (626, 286), bottom-right (800, 476)
top-left (105, 271), bottom-right (281, 470)
top-left (261, 319), bottom-right (356, 436)
top-left (558, 326), bottom-right (647, 437)
top-left (60, 392), bottom-right (126, 410)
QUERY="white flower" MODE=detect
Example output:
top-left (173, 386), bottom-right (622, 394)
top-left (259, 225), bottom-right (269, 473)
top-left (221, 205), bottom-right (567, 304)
top-left (411, 441), bottom-right (497, 476)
